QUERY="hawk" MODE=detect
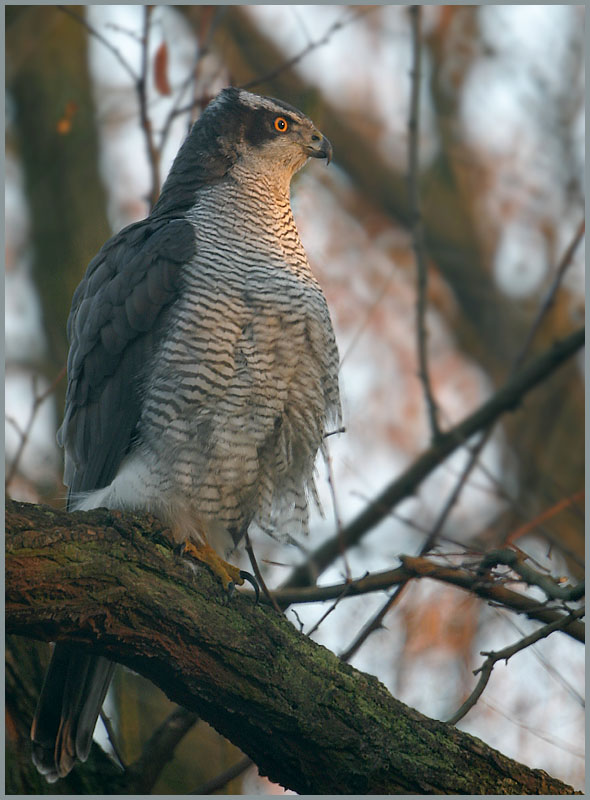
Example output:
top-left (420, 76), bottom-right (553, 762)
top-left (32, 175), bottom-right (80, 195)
top-left (31, 87), bottom-right (341, 780)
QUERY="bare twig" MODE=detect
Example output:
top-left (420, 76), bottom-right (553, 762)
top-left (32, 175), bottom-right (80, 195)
top-left (478, 548), bottom-right (584, 602)
top-left (447, 608), bottom-right (584, 725)
top-left (339, 272), bottom-right (396, 370)
top-left (138, 6), bottom-right (161, 209)
top-left (240, 7), bottom-right (377, 91)
top-left (339, 587), bottom-right (403, 662)
top-left (125, 706), bottom-right (200, 793)
top-left (516, 219), bottom-right (585, 363)
top-left (57, 6), bottom-right (138, 84)
top-left (5, 365), bottom-right (66, 489)
top-left (408, 4), bottom-right (441, 442)
top-left (506, 489), bottom-right (585, 546)
top-left (419, 433), bottom-right (489, 557)
top-left (322, 444), bottom-right (350, 582)
top-left (190, 755), bottom-right (253, 794)
top-left (306, 579), bottom-right (356, 638)
top-left (499, 613), bottom-right (585, 707)
top-left (156, 9), bottom-right (225, 148)
top-left (435, 432), bottom-right (585, 567)
top-left (244, 532), bottom-right (281, 613)
top-left (99, 709), bottom-right (127, 770)
top-left (157, 54), bottom-right (200, 150)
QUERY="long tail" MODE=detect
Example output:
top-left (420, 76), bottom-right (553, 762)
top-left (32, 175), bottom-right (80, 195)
top-left (31, 644), bottom-right (115, 782)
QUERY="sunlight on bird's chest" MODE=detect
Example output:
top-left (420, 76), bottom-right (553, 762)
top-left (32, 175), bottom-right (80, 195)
top-left (186, 180), bottom-right (314, 282)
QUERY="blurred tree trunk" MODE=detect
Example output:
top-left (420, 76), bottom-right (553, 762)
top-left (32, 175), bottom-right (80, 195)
top-left (6, 6), bottom-right (111, 388)
top-left (5, 6), bottom-right (115, 790)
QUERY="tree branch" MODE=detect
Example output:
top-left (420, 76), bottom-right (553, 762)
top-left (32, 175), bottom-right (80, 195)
top-left (447, 608), bottom-right (585, 725)
top-left (190, 755), bottom-right (253, 795)
top-left (478, 548), bottom-right (585, 602)
top-left (408, 4), bottom-right (441, 442)
top-left (264, 559), bottom-right (584, 643)
top-left (6, 499), bottom-right (579, 795)
top-left (125, 706), bottom-right (199, 793)
top-left (284, 327), bottom-right (584, 589)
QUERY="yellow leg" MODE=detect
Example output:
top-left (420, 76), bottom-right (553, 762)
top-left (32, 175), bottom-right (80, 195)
top-left (180, 540), bottom-right (244, 592)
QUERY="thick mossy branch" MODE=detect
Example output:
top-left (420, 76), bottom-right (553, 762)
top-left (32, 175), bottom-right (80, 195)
top-left (6, 499), bottom-right (579, 795)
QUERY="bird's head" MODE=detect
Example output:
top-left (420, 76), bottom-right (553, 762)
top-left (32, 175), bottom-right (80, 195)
top-left (154, 88), bottom-right (332, 214)
top-left (211, 87), bottom-right (332, 177)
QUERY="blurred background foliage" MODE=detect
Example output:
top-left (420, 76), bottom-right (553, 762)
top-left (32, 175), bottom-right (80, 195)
top-left (5, 5), bottom-right (584, 794)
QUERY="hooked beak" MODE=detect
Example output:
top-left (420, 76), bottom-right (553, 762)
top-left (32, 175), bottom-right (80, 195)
top-left (304, 133), bottom-right (333, 165)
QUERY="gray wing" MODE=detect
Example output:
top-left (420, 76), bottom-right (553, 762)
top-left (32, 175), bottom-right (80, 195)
top-left (58, 216), bottom-right (195, 501)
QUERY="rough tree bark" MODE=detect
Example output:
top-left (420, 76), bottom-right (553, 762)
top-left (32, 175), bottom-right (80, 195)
top-left (6, 500), bottom-right (580, 795)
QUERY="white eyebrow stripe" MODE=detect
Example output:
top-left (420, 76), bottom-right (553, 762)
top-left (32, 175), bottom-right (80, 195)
top-left (237, 90), bottom-right (307, 122)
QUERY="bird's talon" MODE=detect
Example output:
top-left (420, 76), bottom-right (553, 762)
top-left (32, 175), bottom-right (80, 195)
top-left (239, 570), bottom-right (260, 604)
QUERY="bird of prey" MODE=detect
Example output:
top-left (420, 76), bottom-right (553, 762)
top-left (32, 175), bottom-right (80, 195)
top-left (31, 87), bottom-right (341, 781)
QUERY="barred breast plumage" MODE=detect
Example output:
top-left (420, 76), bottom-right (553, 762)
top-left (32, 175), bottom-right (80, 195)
top-left (138, 173), bottom-right (340, 550)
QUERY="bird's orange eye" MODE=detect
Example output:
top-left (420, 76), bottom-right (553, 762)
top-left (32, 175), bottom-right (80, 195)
top-left (274, 116), bottom-right (288, 133)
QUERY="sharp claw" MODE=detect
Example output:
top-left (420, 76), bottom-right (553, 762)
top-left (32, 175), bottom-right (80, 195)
top-left (240, 570), bottom-right (260, 604)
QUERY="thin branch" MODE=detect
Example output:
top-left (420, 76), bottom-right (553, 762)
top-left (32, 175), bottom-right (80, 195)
top-left (244, 532), bottom-right (281, 613)
top-left (190, 755), bottom-right (253, 794)
top-left (408, 4), bottom-right (441, 442)
top-left (138, 6), bottom-right (161, 210)
top-left (322, 443), bottom-right (350, 582)
top-left (498, 612), bottom-right (585, 708)
top-left (481, 695), bottom-right (585, 758)
top-left (306, 579), bottom-right (356, 638)
top-left (157, 53), bottom-right (200, 151)
top-left (5, 365), bottom-right (66, 489)
top-left (104, 20), bottom-right (143, 43)
top-left (516, 219), bottom-right (585, 363)
top-left (506, 489), bottom-right (585, 545)
top-left (478, 548), bottom-right (585, 602)
top-left (447, 608), bottom-right (584, 725)
top-left (419, 432), bottom-right (489, 557)
top-left (99, 709), bottom-right (127, 770)
top-left (156, 9), bottom-right (225, 149)
top-left (438, 435), bottom-right (585, 563)
top-left (339, 272), bottom-right (396, 370)
top-left (240, 8), bottom-right (377, 91)
top-left (125, 706), bottom-right (200, 793)
top-left (57, 6), bottom-right (138, 84)
top-left (57, 4), bottom-right (162, 208)
top-left (339, 587), bottom-right (404, 662)
top-left (283, 327), bottom-right (584, 591)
